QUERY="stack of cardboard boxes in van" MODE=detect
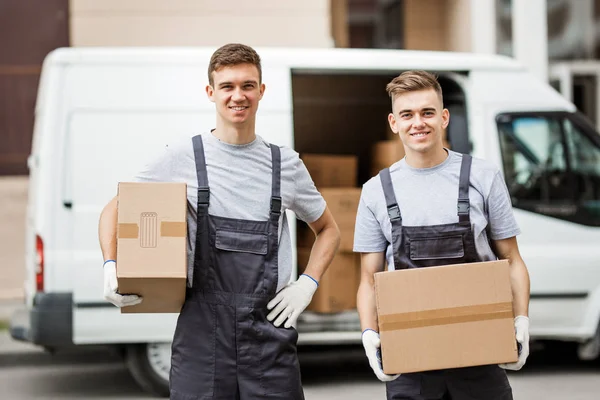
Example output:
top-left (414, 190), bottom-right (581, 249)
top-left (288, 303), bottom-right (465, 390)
top-left (297, 154), bottom-right (361, 313)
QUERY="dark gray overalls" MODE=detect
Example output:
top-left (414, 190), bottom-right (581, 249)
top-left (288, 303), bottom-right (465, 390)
top-left (169, 135), bottom-right (304, 400)
top-left (380, 154), bottom-right (513, 400)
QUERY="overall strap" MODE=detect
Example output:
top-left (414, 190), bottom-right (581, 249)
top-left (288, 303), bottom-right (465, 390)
top-left (457, 154), bottom-right (473, 226)
top-left (192, 135), bottom-right (210, 211)
top-left (379, 168), bottom-right (403, 270)
top-left (379, 168), bottom-right (402, 223)
top-left (269, 144), bottom-right (282, 221)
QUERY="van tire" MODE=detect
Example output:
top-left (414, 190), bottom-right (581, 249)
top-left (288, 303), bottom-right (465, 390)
top-left (125, 343), bottom-right (170, 398)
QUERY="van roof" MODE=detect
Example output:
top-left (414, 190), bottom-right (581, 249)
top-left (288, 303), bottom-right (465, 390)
top-left (45, 47), bottom-right (524, 73)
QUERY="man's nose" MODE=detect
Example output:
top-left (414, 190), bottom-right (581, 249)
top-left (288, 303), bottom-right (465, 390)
top-left (232, 87), bottom-right (245, 101)
top-left (413, 114), bottom-right (425, 127)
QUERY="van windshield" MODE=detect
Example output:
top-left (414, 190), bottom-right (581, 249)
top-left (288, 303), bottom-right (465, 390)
top-left (496, 112), bottom-right (600, 227)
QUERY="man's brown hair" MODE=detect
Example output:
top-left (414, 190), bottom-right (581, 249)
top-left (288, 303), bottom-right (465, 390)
top-left (208, 43), bottom-right (262, 86)
top-left (386, 70), bottom-right (443, 105)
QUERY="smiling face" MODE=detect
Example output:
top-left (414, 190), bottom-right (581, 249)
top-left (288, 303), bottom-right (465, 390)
top-left (206, 63), bottom-right (265, 127)
top-left (388, 88), bottom-right (449, 156)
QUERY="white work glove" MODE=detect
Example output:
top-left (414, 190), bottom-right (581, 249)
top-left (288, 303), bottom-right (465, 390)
top-left (103, 260), bottom-right (143, 308)
top-left (362, 329), bottom-right (400, 382)
top-left (266, 274), bottom-right (318, 328)
top-left (500, 315), bottom-right (530, 371)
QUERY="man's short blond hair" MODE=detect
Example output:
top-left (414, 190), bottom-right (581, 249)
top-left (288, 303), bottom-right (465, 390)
top-left (386, 70), bottom-right (443, 105)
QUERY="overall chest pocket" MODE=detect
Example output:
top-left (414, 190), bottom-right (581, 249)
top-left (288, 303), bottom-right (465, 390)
top-left (215, 229), bottom-right (268, 255)
top-left (409, 235), bottom-right (465, 261)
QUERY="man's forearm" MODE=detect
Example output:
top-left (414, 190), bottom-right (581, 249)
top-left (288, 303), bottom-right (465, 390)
top-left (302, 224), bottom-right (340, 282)
top-left (357, 278), bottom-right (379, 332)
top-left (510, 257), bottom-right (530, 317)
top-left (98, 196), bottom-right (118, 261)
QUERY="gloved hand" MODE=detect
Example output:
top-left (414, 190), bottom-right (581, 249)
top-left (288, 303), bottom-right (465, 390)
top-left (500, 315), bottom-right (530, 371)
top-left (266, 274), bottom-right (318, 328)
top-left (362, 329), bottom-right (400, 382)
top-left (103, 260), bottom-right (143, 308)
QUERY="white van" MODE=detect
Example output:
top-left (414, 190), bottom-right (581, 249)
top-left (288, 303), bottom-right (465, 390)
top-left (10, 47), bottom-right (600, 396)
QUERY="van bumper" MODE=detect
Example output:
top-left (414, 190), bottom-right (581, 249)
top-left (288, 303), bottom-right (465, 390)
top-left (9, 292), bottom-right (72, 348)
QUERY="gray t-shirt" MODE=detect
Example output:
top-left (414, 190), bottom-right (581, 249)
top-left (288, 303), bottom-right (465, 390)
top-left (134, 132), bottom-right (326, 290)
top-left (353, 150), bottom-right (520, 269)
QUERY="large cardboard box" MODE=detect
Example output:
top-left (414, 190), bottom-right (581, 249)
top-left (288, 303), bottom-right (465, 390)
top-left (371, 140), bottom-right (405, 176)
top-left (320, 188), bottom-right (361, 252)
top-left (375, 260), bottom-right (518, 374)
top-left (298, 248), bottom-right (360, 313)
top-left (302, 154), bottom-right (358, 187)
top-left (116, 182), bottom-right (187, 313)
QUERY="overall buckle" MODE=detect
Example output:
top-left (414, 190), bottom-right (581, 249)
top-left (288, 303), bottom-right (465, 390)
top-left (270, 196), bottom-right (282, 215)
top-left (198, 188), bottom-right (210, 205)
top-left (387, 205), bottom-right (401, 221)
top-left (457, 199), bottom-right (470, 214)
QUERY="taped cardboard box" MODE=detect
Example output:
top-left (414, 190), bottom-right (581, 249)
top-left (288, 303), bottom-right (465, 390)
top-left (375, 260), bottom-right (518, 374)
top-left (298, 248), bottom-right (360, 313)
top-left (301, 154), bottom-right (358, 188)
top-left (320, 188), bottom-right (361, 252)
top-left (117, 182), bottom-right (187, 313)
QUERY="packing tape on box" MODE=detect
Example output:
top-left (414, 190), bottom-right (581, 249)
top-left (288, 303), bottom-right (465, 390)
top-left (118, 223), bottom-right (139, 239)
top-left (117, 222), bottom-right (186, 239)
top-left (378, 302), bottom-right (513, 331)
top-left (160, 221), bottom-right (186, 237)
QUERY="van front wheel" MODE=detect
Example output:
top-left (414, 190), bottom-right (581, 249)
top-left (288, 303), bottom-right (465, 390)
top-left (125, 343), bottom-right (171, 397)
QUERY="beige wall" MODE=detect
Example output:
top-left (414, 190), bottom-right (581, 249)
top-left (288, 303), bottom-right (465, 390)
top-left (403, 0), bottom-right (472, 52)
top-left (445, 0), bottom-right (472, 52)
top-left (70, 0), bottom-right (334, 47)
top-left (403, 0), bottom-right (448, 51)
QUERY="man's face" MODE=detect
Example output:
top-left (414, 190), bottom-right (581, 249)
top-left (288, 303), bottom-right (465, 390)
top-left (388, 88), bottom-right (449, 155)
top-left (206, 63), bottom-right (265, 126)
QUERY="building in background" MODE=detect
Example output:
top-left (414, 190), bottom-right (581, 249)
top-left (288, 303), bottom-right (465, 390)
top-left (2, 0), bottom-right (600, 175)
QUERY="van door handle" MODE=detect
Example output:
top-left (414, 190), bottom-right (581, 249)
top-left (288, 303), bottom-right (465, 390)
top-left (63, 201), bottom-right (72, 209)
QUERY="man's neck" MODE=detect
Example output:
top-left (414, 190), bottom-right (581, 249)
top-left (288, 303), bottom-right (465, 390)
top-left (404, 146), bottom-right (449, 169)
top-left (212, 120), bottom-right (256, 145)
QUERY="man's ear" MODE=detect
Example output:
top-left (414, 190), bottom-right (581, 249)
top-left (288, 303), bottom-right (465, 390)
top-left (206, 84), bottom-right (215, 103)
top-left (388, 113), bottom-right (399, 134)
top-left (441, 108), bottom-right (450, 129)
top-left (259, 83), bottom-right (266, 100)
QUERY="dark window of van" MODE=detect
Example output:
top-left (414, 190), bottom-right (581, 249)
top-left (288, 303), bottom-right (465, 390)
top-left (497, 112), bottom-right (600, 227)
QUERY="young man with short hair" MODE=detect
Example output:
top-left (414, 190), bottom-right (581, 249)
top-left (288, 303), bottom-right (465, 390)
top-left (354, 70), bottom-right (531, 399)
top-left (99, 43), bottom-right (340, 399)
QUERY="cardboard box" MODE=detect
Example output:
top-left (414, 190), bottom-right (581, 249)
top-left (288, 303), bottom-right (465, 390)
top-left (375, 260), bottom-right (518, 374)
top-left (116, 182), bottom-right (187, 313)
top-left (371, 140), bottom-right (405, 176)
top-left (302, 154), bottom-right (358, 187)
top-left (298, 248), bottom-right (360, 313)
top-left (320, 188), bottom-right (361, 252)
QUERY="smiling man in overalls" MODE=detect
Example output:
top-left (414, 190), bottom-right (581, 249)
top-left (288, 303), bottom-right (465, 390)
top-left (353, 71), bottom-right (531, 400)
top-left (99, 43), bottom-right (341, 399)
